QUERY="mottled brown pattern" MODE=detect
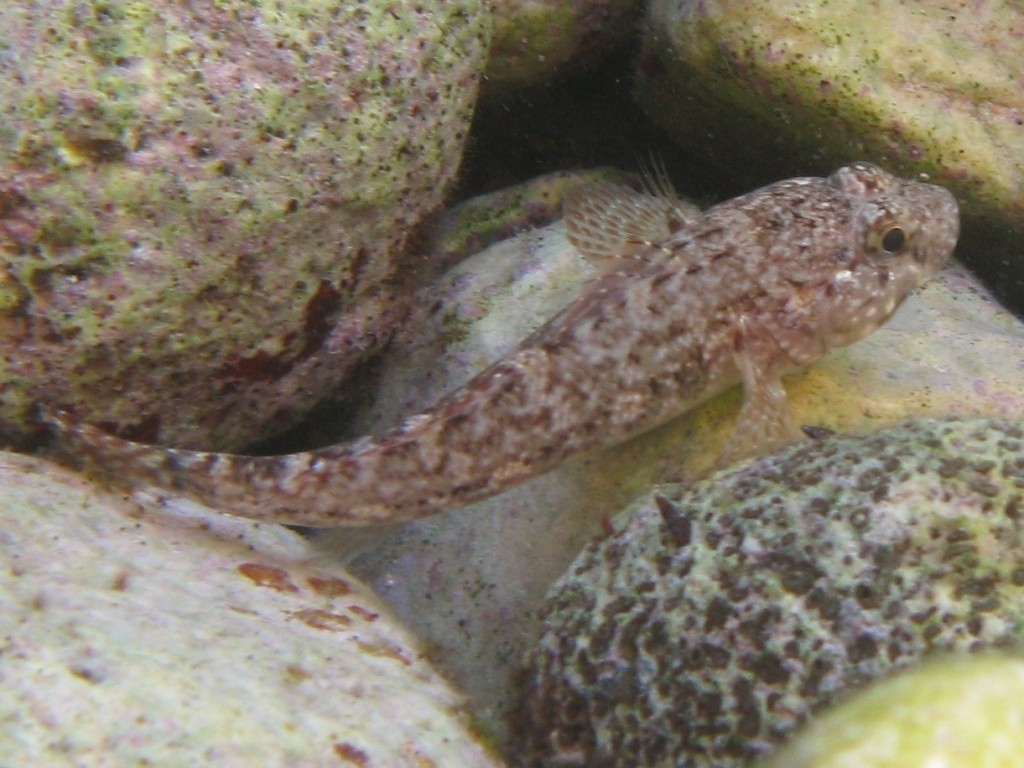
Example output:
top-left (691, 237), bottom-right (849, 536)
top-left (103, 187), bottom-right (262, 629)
top-left (42, 164), bottom-right (959, 526)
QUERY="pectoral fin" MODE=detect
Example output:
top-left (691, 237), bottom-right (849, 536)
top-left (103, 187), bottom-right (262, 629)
top-left (718, 323), bottom-right (804, 467)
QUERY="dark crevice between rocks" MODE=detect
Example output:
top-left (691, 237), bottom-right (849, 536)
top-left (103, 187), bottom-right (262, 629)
top-left (455, 43), bottom-right (707, 206)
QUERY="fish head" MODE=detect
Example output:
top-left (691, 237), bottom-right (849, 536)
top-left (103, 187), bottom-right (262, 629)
top-left (815, 162), bottom-right (960, 349)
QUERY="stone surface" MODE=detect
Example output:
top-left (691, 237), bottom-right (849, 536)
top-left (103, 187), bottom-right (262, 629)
top-left (0, 452), bottom-right (503, 767)
top-left (637, 0), bottom-right (1024, 226)
top-left (485, 0), bottom-right (642, 91)
top-left (0, 0), bottom-right (488, 446)
top-left (762, 654), bottom-right (1024, 768)
top-left (519, 418), bottom-right (1024, 766)
top-left (319, 196), bottom-right (1024, 747)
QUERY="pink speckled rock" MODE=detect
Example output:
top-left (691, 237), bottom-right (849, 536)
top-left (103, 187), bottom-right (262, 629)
top-left (485, 0), bottom-right (643, 90)
top-left (0, 0), bottom-right (488, 447)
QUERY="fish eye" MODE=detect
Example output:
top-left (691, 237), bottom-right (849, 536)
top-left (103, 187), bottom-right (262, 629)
top-left (881, 226), bottom-right (906, 253)
top-left (865, 219), bottom-right (910, 259)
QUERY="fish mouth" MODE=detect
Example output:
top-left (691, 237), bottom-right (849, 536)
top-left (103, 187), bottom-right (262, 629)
top-left (914, 186), bottom-right (960, 268)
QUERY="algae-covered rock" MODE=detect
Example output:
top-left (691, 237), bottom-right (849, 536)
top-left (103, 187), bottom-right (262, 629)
top-left (762, 654), bottom-right (1024, 768)
top-left (519, 418), bottom-right (1024, 767)
top-left (0, 0), bottom-right (488, 446)
top-left (0, 451), bottom-right (504, 767)
top-left (485, 0), bottom-right (643, 91)
top-left (638, 0), bottom-right (1024, 227)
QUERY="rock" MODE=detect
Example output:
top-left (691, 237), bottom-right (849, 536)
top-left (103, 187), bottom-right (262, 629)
top-left (0, 0), bottom-right (488, 446)
top-left (637, 0), bottom-right (1024, 228)
top-left (761, 654), bottom-right (1024, 768)
top-left (519, 418), bottom-right (1024, 767)
top-left (318, 179), bottom-right (1024, 749)
top-left (0, 451), bottom-right (503, 766)
top-left (485, 0), bottom-right (643, 91)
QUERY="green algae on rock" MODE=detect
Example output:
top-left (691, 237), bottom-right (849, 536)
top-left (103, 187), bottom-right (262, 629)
top-left (519, 418), bottom-right (1024, 767)
top-left (0, 0), bottom-right (489, 446)
top-left (638, 0), bottom-right (1024, 225)
top-left (0, 451), bottom-right (504, 766)
top-left (761, 653), bottom-right (1024, 768)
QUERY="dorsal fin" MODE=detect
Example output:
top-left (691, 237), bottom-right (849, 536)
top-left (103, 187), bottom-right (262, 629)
top-left (637, 152), bottom-right (680, 200)
top-left (564, 178), bottom-right (700, 273)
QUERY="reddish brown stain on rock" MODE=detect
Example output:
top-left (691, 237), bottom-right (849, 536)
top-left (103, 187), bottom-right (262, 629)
top-left (302, 279), bottom-right (344, 349)
top-left (289, 608), bottom-right (353, 631)
top-left (219, 280), bottom-right (344, 383)
top-left (237, 563), bottom-right (299, 593)
top-left (334, 742), bottom-right (370, 766)
top-left (307, 575), bottom-right (353, 597)
top-left (283, 663), bottom-right (312, 683)
top-left (223, 349), bottom-right (293, 382)
top-left (357, 641), bottom-right (412, 667)
top-left (111, 570), bottom-right (131, 591)
top-left (348, 605), bottom-right (379, 622)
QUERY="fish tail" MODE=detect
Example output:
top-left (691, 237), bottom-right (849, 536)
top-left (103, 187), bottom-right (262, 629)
top-left (37, 406), bottom-right (401, 527)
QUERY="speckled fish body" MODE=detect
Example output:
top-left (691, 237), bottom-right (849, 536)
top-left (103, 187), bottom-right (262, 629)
top-left (44, 164), bottom-right (959, 526)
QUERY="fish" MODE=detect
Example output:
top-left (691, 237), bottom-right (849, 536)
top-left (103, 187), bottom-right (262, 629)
top-left (41, 163), bottom-right (960, 527)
